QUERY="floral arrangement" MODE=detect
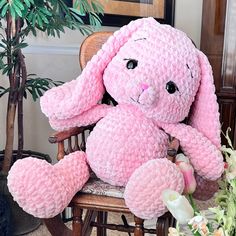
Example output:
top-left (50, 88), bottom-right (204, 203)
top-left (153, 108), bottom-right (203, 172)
top-left (162, 129), bottom-right (236, 236)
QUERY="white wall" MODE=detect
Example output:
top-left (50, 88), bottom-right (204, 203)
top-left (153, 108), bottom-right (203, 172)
top-left (0, 0), bottom-right (203, 162)
top-left (175, 0), bottom-right (203, 48)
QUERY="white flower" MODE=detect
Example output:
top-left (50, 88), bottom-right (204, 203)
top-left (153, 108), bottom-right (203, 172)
top-left (161, 189), bottom-right (194, 224)
top-left (188, 215), bottom-right (208, 225)
top-left (168, 227), bottom-right (181, 236)
top-left (188, 215), bottom-right (209, 236)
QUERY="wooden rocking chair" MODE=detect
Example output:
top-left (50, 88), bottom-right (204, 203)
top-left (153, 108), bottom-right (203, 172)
top-left (43, 32), bottom-right (179, 236)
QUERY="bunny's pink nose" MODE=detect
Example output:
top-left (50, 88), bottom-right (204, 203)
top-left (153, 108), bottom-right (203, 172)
top-left (140, 83), bottom-right (149, 91)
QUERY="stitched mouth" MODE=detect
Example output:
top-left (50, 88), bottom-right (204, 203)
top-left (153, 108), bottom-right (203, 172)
top-left (130, 96), bottom-right (141, 104)
top-left (130, 87), bottom-right (156, 106)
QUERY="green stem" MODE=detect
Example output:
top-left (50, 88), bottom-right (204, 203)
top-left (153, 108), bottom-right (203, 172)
top-left (188, 194), bottom-right (199, 214)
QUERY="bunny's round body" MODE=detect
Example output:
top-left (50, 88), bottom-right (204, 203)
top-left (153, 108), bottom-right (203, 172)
top-left (86, 105), bottom-right (168, 186)
top-left (8, 18), bottom-right (224, 220)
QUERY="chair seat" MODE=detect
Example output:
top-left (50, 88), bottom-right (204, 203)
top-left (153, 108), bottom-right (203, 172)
top-left (81, 177), bottom-right (125, 198)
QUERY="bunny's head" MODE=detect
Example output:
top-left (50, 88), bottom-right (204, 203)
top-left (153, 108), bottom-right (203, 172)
top-left (41, 17), bottom-right (221, 148)
top-left (102, 21), bottom-right (200, 124)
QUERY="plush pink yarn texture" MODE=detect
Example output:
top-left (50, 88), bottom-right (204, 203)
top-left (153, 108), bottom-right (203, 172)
top-left (124, 159), bottom-right (184, 219)
top-left (8, 17), bottom-right (224, 219)
top-left (8, 152), bottom-right (89, 218)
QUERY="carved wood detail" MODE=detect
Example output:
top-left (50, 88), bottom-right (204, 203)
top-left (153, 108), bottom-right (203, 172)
top-left (72, 207), bottom-right (83, 236)
top-left (134, 216), bottom-right (144, 236)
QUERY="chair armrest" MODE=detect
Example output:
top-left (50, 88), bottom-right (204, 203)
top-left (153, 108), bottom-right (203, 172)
top-left (167, 137), bottom-right (180, 162)
top-left (49, 125), bottom-right (179, 162)
top-left (48, 125), bottom-right (94, 144)
top-left (48, 125), bottom-right (95, 161)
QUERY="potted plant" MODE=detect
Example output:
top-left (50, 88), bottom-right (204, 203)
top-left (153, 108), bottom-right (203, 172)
top-left (0, 0), bottom-right (103, 234)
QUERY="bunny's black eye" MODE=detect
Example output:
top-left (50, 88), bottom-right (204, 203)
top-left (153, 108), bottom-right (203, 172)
top-left (126, 59), bottom-right (138, 69)
top-left (166, 81), bottom-right (179, 94)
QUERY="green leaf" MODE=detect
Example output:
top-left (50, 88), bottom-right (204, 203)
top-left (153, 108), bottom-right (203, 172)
top-left (0, 42), bottom-right (6, 49)
top-left (21, 5), bottom-right (28, 17)
top-left (0, 0), bottom-right (7, 9)
top-left (39, 7), bottom-right (52, 16)
top-left (90, 12), bottom-right (102, 26)
top-left (27, 10), bottom-right (33, 21)
top-left (32, 14), bottom-right (36, 27)
top-left (91, 0), bottom-right (104, 14)
top-left (81, 0), bottom-right (92, 12)
top-left (2, 64), bottom-right (13, 75)
top-left (1, 3), bottom-right (9, 17)
top-left (70, 11), bottom-right (84, 24)
top-left (9, 5), bottom-right (16, 18)
top-left (23, 0), bottom-right (31, 7)
top-left (73, 0), bottom-right (79, 9)
top-left (14, 42), bottom-right (28, 50)
top-left (36, 87), bottom-right (43, 97)
top-left (36, 15), bottom-right (43, 28)
top-left (31, 26), bottom-right (37, 36)
top-left (31, 87), bottom-right (38, 101)
top-left (14, 0), bottom-right (24, 10)
top-left (55, 29), bottom-right (60, 38)
top-left (38, 11), bottom-right (49, 24)
top-left (70, 6), bottom-right (85, 16)
top-left (12, 3), bottom-right (22, 17)
top-left (51, 29), bottom-right (55, 37)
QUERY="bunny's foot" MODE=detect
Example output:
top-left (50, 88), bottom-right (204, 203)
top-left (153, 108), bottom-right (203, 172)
top-left (124, 159), bottom-right (184, 219)
top-left (7, 151), bottom-right (89, 218)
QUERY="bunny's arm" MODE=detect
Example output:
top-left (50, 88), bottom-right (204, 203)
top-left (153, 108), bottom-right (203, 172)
top-left (49, 104), bottom-right (112, 131)
top-left (160, 123), bottom-right (224, 180)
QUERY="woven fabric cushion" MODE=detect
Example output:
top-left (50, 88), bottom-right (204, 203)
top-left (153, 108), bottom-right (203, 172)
top-left (81, 177), bottom-right (125, 198)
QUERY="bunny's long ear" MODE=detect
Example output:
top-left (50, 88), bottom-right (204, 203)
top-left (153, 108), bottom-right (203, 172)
top-left (188, 51), bottom-right (221, 148)
top-left (41, 18), bottom-right (156, 120)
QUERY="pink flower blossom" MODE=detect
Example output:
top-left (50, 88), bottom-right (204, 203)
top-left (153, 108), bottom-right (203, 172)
top-left (176, 154), bottom-right (197, 194)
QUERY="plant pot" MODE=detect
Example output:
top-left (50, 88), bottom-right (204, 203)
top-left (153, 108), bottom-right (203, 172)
top-left (0, 150), bottom-right (51, 235)
top-left (0, 193), bottom-right (12, 236)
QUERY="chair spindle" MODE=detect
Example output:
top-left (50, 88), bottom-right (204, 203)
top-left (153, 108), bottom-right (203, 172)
top-left (57, 142), bottom-right (65, 161)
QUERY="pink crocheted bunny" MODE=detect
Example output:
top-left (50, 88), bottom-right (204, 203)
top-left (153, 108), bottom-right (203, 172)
top-left (8, 18), bottom-right (224, 219)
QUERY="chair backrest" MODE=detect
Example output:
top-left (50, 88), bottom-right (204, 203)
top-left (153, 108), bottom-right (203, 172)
top-left (79, 32), bottom-right (113, 69)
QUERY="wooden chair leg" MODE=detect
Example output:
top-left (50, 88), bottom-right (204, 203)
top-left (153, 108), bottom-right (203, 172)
top-left (43, 215), bottom-right (72, 236)
top-left (97, 211), bottom-right (108, 236)
top-left (72, 207), bottom-right (83, 236)
top-left (134, 216), bottom-right (144, 236)
top-left (168, 213), bottom-right (176, 228)
top-left (156, 213), bottom-right (169, 236)
top-left (83, 210), bottom-right (97, 236)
